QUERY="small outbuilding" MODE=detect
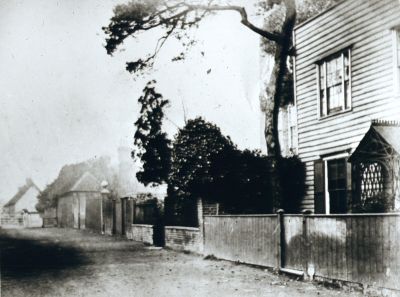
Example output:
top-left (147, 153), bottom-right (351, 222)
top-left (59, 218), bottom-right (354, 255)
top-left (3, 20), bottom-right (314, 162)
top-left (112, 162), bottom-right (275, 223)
top-left (57, 171), bottom-right (102, 232)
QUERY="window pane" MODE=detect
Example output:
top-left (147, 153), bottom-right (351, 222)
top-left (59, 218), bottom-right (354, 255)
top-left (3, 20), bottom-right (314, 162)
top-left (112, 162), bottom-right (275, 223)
top-left (319, 64), bottom-right (325, 87)
top-left (327, 158), bottom-right (347, 214)
top-left (320, 90), bottom-right (327, 116)
top-left (344, 52), bottom-right (350, 80)
top-left (345, 81), bottom-right (351, 109)
top-left (327, 56), bottom-right (342, 87)
top-left (328, 84), bottom-right (342, 112)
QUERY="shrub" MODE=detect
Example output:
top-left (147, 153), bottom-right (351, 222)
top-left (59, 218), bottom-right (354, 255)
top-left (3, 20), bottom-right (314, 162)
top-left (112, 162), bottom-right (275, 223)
top-left (165, 118), bottom-right (307, 223)
top-left (278, 156), bottom-right (306, 213)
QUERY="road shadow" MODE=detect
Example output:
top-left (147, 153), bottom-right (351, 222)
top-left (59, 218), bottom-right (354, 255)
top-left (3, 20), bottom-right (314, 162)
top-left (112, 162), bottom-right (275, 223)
top-left (0, 229), bottom-right (89, 280)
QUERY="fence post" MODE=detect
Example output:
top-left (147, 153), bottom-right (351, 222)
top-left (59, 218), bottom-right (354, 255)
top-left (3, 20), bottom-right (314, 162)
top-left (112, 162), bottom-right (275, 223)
top-left (197, 197), bottom-right (204, 253)
top-left (302, 209), bottom-right (313, 280)
top-left (276, 209), bottom-right (285, 270)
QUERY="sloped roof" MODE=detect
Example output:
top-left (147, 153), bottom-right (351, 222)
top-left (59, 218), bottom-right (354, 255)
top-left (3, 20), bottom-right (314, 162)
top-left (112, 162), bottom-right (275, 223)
top-left (4, 179), bottom-right (40, 207)
top-left (43, 156), bottom-right (116, 200)
top-left (349, 120), bottom-right (400, 161)
top-left (69, 171), bottom-right (100, 192)
top-left (373, 124), bottom-right (400, 154)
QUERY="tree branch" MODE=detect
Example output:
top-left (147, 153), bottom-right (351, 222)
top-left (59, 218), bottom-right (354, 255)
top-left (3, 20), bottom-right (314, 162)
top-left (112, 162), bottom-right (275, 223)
top-left (185, 4), bottom-right (283, 43)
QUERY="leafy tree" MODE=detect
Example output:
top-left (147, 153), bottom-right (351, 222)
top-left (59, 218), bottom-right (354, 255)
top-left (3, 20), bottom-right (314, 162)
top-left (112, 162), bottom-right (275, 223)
top-left (166, 118), bottom-right (305, 216)
top-left (103, 0), bottom-right (337, 208)
top-left (36, 185), bottom-right (56, 213)
top-left (210, 149), bottom-right (274, 213)
top-left (169, 117), bottom-right (234, 199)
top-left (133, 80), bottom-right (171, 186)
top-left (104, 0), bottom-right (337, 157)
top-left (165, 117), bottom-right (234, 225)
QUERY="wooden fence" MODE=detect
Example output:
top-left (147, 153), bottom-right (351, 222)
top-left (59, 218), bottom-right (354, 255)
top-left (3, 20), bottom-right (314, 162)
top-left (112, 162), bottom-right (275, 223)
top-left (306, 214), bottom-right (400, 290)
top-left (204, 213), bottom-right (400, 291)
top-left (204, 215), bottom-right (279, 268)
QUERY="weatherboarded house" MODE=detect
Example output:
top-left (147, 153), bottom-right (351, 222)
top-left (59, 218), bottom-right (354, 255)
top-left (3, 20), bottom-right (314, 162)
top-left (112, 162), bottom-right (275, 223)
top-left (293, 0), bottom-right (400, 213)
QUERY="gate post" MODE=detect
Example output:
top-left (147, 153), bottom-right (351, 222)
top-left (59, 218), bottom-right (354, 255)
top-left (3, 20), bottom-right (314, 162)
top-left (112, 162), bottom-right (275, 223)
top-left (302, 209), bottom-right (313, 280)
top-left (100, 181), bottom-right (110, 234)
top-left (196, 197), bottom-right (204, 253)
top-left (276, 209), bottom-right (285, 270)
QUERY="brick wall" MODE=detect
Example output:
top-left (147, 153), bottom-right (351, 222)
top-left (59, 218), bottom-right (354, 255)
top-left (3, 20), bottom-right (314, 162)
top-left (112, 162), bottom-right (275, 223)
top-left (164, 226), bottom-right (201, 253)
top-left (130, 224), bottom-right (154, 244)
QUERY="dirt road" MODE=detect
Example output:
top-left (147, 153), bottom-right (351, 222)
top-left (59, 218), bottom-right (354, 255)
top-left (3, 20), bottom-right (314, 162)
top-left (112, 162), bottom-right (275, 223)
top-left (0, 228), bottom-right (363, 297)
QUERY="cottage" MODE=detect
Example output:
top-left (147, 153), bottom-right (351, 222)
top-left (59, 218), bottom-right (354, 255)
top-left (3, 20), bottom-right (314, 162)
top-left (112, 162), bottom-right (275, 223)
top-left (293, 0), bottom-right (400, 213)
top-left (3, 178), bottom-right (40, 215)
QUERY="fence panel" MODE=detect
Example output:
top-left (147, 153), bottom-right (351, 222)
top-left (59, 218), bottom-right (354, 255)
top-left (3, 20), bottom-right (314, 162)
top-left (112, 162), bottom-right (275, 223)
top-left (204, 215), bottom-right (279, 268)
top-left (203, 213), bottom-right (400, 291)
top-left (307, 214), bottom-right (400, 290)
top-left (282, 215), bottom-right (303, 271)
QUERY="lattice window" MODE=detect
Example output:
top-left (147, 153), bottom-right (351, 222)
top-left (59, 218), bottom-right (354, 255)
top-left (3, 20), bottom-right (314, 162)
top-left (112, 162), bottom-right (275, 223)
top-left (360, 162), bottom-right (384, 202)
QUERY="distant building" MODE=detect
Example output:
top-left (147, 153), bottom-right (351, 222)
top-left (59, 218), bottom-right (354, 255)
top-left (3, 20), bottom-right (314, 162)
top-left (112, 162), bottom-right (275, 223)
top-left (3, 178), bottom-right (41, 215)
top-left (57, 171), bottom-right (102, 231)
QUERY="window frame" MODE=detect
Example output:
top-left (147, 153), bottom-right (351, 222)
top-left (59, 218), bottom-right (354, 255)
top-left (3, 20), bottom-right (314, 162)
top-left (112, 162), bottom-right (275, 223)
top-left (322, 152), bottom-right (349, 214)
top-left (316, 48), bottom-right (352, 119)
top-left (287, 104), bottom-right (298, 154)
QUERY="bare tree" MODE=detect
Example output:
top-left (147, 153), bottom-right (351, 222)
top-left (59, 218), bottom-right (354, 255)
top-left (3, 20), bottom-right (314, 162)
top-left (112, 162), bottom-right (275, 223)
top-left (103, 0), bottom-right (300, 157)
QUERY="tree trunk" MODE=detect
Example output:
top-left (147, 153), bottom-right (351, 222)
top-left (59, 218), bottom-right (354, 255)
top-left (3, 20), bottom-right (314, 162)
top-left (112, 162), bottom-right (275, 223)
top-left (263, 0), bottom-right (296, 209)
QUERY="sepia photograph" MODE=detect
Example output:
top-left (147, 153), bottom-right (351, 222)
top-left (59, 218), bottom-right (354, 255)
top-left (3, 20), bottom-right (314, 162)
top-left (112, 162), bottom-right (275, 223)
top-left (0, 0), bottom-right (400, 296)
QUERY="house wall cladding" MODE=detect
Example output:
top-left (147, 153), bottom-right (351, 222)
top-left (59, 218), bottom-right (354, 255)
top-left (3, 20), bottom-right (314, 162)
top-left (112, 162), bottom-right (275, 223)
top-left (294, 0), bottom-right (400, 210)
top-left (130, 224), bottom-right (154, 244)
top-left (164, 226), bottom-right (201, 253)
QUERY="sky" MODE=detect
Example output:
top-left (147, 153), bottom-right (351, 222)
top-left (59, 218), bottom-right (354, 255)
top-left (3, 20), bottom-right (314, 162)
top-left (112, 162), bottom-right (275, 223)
top-left (0, 0), bottom-right (267, 203)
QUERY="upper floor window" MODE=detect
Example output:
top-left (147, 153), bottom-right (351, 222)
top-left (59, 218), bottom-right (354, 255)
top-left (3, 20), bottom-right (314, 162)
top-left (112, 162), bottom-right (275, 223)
top-left (317, 48), bottom-right (352, 118)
